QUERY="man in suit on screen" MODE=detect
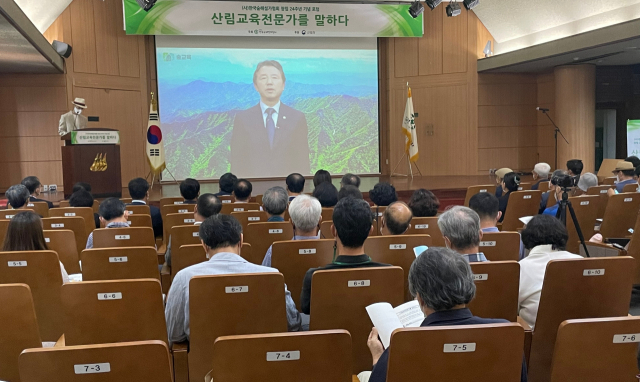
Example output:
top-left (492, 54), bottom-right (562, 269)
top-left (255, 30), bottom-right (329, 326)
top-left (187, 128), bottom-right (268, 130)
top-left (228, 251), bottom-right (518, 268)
top-left (230, 60), bottom-right (310, 178)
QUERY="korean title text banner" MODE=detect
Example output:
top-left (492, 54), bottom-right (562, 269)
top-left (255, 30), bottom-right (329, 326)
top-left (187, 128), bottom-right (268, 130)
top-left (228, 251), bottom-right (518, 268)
top-left (124, 0), bottom-right (423, 37)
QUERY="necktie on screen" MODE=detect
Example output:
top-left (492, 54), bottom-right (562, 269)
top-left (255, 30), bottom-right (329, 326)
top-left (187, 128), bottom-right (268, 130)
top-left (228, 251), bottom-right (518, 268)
top-left (266, 108), bottom-right (276, 148)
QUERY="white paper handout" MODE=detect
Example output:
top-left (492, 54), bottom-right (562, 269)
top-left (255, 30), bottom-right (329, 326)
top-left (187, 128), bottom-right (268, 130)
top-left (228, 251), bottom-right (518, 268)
top-left (366, 300), bottom-right (424, 348)
top-left (519, 216), bottom-right (533, 225)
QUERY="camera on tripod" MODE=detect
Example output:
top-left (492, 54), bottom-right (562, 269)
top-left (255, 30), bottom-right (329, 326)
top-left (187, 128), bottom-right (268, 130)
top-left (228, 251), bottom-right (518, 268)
top-left (552, 173), bottom-right (576, 190)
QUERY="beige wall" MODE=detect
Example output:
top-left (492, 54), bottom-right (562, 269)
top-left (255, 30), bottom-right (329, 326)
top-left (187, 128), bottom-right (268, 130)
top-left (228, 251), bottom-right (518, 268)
top-left (379, 7), bottom-right (488, 176)
top-left (0, 0), bottom-right (153, 192)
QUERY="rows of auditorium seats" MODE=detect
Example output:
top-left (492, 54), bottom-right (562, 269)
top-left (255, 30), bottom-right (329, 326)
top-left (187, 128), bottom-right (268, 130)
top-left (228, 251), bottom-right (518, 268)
top-left (1, 171), bottom-right (640, 382)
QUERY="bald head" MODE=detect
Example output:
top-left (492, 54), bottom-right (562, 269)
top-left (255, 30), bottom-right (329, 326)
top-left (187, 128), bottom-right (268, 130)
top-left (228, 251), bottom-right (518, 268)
top-left (381, 201), bottom-right (413, 235)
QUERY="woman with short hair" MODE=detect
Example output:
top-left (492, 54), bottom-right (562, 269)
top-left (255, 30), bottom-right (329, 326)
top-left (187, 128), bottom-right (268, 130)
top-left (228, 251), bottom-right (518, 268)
top-left (498, 172), bottom-right (520, 222)
top-left (518, 215), bottom-right (581, 327)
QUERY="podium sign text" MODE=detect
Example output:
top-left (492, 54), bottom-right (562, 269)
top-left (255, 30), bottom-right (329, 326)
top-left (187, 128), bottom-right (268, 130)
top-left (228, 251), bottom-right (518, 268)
top-left (71, 130), bottom-right (120, 145)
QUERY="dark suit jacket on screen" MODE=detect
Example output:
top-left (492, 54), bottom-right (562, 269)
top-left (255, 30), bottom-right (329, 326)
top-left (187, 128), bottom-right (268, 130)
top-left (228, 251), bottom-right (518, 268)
top-left (230, 103), bottom-right (310, 178)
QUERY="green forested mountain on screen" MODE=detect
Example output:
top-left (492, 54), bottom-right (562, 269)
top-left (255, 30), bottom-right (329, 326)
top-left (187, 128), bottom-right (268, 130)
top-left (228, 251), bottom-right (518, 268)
top-left (163, 94), bottom-right (379, 179)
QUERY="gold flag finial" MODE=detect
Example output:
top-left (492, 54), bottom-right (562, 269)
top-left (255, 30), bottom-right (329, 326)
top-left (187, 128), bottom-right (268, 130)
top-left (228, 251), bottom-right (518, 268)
top-left (151, 92), bottom-right (157, 111)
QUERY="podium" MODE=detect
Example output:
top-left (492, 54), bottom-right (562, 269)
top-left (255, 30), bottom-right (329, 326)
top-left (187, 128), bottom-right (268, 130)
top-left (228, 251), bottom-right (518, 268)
top-left (61, 128), bottom-right (122, 198)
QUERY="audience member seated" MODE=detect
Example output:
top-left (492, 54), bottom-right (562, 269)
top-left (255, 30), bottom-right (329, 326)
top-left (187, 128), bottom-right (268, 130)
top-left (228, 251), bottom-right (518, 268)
top-left (300, 197), bottom-right (390, 315)
top-left (469, 192), bottom-right (525, 259)
top-left (338, 185), bottom-right (363, 200)
top-left (574, 172), bottom-right (598, 196)
top-left (380, 201), bottom-right (412, 235)
top-left (340, 173), bottom-right (361, 189)
top-left (69, 189), bottom-right (100, 228)
top-left (85, 198), bottom-right (130, 249)
top-left (127, 177), bottom-right (163, 237)
top-left (262, 195), bottom-right (322, 267)
top-left (21, 176), bottom-right (53, 208)
top-left (498, 172), bottom-right (521, 223)
top-left (165, 214), bottom-right (302, 344)
top-left (539, 169), bottom-right (567, 214)
top-left (437, 206), bottom-right (487, 262)
top-left (609, 161), bottom-right (637, 195)
top-left (3, 211), bottom-right (69, 283)
top-left (6, 184), bottom-right (31, 210)
top-left (369, 182), bottom-right (398, 207)
top-left (180, 178), bottom-right (200, 204)
top-left (313, 169), bottom-right (332, 188)
top-left (625, 156), bottom-right (640, 181)
top-left (263, 187), bottom-right (288, 222)
top-left (362, 247), bottom-right (527, 382)
top-left (518, 215), bottom-right (581, 328)
top-left (567, 159), bottom-right (584, 177)
top-left (407, 188), bottom-right (440, 217)
top-left (215, 172), bottom-right (237, 197)
top-left (286, 173), bottom-right (305, 202)
top-left (625, 155), bottom-right (640, 168)
top-left (531, 163), bottom-right (551, 190)
top-left (494, 167), bottom-right (513, 198)
top-left (312, 182), bottom-right (338, 208)
top-left (165, 193), bottom-right (222, 267)
top-left (72, 181), bottom-right (92, 193)
top-left (233, 179), bottom-right (252, 203)
top-left (542, 174), bottom-right (573, 216)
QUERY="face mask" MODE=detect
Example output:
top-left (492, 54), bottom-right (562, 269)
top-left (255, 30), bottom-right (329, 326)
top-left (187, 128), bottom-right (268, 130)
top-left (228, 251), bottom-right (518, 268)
top-left (74, 107), bottom-right (82, 115)
top-left (617, 174), bottom-right (622, 182)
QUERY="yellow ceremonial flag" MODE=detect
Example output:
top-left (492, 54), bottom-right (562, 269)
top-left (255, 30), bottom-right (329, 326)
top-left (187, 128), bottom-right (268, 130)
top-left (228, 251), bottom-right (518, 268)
top-left (402, 87), bottom-right (419, 162)
top-left (146, 93), bottom-right (166, 174)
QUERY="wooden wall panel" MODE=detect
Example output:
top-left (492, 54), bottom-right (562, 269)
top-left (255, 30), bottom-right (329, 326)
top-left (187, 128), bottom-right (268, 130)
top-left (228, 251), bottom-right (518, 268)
top-left (536, 72), bottom-right (556, 167)
top-left (418, 8), bottom-right (443, 76)
top-left (442, 7), bottom-right (467, 74)
top-left (69, 0), bottom-right (97, 74)
top-left (394, 38), bottom-right (419, 78)
top-left (477, 73), bottom-right (538, 172)
top-left (555, 65), bottom-right (596, 173)
top-left (0, 74), bottom-right (67, 191)
top-left (93, 0), bottom-right (120, 76)
top-left (382, 10), bottom-right (486, 176)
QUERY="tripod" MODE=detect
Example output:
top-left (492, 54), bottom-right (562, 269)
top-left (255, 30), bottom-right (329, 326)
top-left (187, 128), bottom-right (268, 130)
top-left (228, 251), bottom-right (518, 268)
top-left (555, 188), bottom-right (590, 257)
top-left (540, 110), bottom-right (569, 170)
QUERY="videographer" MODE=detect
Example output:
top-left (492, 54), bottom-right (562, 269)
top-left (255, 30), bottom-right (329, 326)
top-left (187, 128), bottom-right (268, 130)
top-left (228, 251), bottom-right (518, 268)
top-left (539, 170), bottom-right (568, 214)
top-left (542, 173), bottom-right (573, 216)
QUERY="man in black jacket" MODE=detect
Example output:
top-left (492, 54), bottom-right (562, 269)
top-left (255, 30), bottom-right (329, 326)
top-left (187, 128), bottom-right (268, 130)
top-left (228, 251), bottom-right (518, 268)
top-left (300, 197), bottom-right (390, 315)
top-left (364, 247), bottom-right (527, 382)
top-left (21, 176), bottom-right (53, 208)
top-left (127, 178), bottom-right (162, 238)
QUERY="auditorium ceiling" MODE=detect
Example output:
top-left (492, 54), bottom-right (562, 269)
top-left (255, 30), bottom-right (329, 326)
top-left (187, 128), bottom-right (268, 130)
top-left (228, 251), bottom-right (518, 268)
top-left (474, 0), bottom-right (640, 54)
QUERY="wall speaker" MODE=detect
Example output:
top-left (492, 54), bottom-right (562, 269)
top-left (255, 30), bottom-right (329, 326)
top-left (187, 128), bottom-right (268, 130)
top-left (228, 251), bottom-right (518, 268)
top-left (52, 40), bottom-right (72, 59)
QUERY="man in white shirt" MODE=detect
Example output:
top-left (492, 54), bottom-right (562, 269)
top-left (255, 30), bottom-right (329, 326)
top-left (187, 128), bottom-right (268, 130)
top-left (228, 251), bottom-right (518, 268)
top-left (518, 215), bottom-right (581, 327)
top-left (165, 214), bottom-right (302, 344)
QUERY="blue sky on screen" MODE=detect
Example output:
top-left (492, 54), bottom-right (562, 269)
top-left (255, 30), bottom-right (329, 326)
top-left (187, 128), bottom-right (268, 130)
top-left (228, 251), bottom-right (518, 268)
top-left (156, 48), bottom-right (378, 87)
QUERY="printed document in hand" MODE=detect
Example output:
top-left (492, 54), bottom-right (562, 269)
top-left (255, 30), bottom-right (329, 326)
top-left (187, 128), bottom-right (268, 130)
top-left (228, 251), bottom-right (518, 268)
top-left (366, 300), bottom-right (424, 348)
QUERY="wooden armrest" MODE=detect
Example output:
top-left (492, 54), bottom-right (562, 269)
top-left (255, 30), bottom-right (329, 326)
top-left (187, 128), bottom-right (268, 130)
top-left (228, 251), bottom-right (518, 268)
top-left (171, 341), bottom-right (189, 382)
top-left (161, 263), bottom-right (171, 294)
top-left (517, 316), bottom-right (532, 366)
top-left (54, 334), bottom-right (65, 347)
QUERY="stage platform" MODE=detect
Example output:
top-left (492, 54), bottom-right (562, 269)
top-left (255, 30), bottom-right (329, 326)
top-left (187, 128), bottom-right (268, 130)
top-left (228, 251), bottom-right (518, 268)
top-left (27, 174), bottom-right (535, 211)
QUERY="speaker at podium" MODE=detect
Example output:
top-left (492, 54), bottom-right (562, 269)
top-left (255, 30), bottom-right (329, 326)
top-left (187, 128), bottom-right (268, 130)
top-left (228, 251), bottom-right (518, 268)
top-left (60, 128), bottom-right (122, 199)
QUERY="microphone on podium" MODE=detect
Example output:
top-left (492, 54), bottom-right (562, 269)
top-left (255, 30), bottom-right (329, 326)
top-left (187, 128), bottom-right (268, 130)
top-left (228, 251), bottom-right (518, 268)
top-left (536, 107), bottom-right (550, 112)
